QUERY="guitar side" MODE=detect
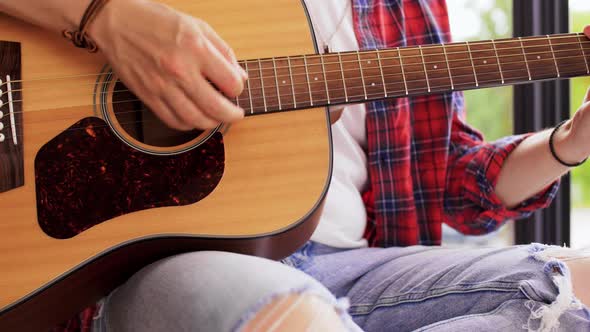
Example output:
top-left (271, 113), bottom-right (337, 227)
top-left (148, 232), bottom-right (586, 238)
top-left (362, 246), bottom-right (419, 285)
top-left (0, 1), bottom-right (332, 330)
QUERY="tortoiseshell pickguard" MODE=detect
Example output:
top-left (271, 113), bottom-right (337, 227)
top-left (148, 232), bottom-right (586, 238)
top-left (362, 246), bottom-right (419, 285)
top-left (35, 117), bottom-right (225, 239)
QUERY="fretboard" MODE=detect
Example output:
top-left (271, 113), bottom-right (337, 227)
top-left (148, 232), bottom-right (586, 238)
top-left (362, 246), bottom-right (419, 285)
top-left (234, 33), bottom-right (590, 115)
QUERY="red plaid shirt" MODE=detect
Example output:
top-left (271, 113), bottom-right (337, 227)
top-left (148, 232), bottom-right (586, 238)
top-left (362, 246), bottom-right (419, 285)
top-left (353, 0), bottom-right (558, 247)
top-left (56, 0), bottom-right (559, 330)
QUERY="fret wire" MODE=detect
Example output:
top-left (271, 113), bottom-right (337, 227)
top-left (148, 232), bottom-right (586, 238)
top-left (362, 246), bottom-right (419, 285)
top-left (257, 59), bottom-right (268, 112)
top-left (240, 57), bottom-right (590, 106)
top-left (287, 56), bottom-right (297, 108)
top-left (466, 41), bottom-right (479, 87)
top-left (518, 37), bottom-right (532, 81)
top-left (241, 63), bottom-right (587, 112)
top-left (547, 35), bottom-right (561, 78)
top-left (397, 47), bottom-right (409, 95)
top-left (244, 63), bottom-right (587, 111)
top-left (246, 56), bottom-right (587, 97)
top-left (320, 54), bottom-right (331, 104)
top-left (376, 50), bottom-right (388, 97)
top-left (418, 45), bottom-right (431, 93)
top-left (356, 50), bottom-right (368, 99)
top-left (577, 35), bottom-right (590, 74)
top-left (271, 57), bottom-right (282, 110)
top-left (441, 43), bottom-right (454, 90)
top-left (244, 61), bottom-right (254, 114)
top-left (303, 55), bottom-right (314, 106)
top-left (491, 39), bottom-right (505, 84)
top-left (241, 47), bottom-right (587, 84)
top-left (338, 52), bottom-right (349, 102)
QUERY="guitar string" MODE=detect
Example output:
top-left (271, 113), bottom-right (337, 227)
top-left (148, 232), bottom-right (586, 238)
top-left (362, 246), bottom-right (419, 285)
top-left (3, 37), bottom-right (589, 92)
top-left (0, 33), bottom-right (588, 88)
top-left (6, 57), bottom-right (585, 123)
top-left (2, 43), bottom-right (588, 101)
top-left (3, 43), bottom-right (588, 108)
top-left (5, 61), bottom-right (588, 138)
top-left (3, 51), bottom-right (588, 119)
top-left (3, 59), bottom-right (587, 134)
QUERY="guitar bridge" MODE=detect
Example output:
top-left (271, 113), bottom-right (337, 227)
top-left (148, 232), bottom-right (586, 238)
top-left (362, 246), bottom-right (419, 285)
top-left (0, 41), bottom-right (24, 193)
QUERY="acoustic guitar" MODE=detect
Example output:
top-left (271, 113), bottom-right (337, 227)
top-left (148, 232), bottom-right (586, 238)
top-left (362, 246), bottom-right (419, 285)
top-left (1, 0), bottom-right (589, 330)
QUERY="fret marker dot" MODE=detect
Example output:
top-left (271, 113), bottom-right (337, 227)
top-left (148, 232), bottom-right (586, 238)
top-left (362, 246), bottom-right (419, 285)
top-left (367, 60), bottom-right (372, 64)
top-left (483, 60), bottom-right (487, 64)
top-left (282, 80), bottom-right (286, 84)
top-left (433, 65), bottom-right (438, 69)
top-left (371, 82), bottom-right (376, 87)
top-left (314, 77), bottom-right (318, 81)
top-left (537, 56), bottom-right (541, 59)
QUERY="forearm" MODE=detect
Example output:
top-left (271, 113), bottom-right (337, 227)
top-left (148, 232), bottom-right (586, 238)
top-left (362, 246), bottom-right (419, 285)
top-left (495, 120), bottom-right (584, 208)
top-left (0, 0), bottom-right (90, 33)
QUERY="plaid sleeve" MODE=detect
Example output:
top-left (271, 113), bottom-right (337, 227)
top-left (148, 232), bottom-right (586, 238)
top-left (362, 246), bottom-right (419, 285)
top-left (443, 93), bottom-right (560, 235)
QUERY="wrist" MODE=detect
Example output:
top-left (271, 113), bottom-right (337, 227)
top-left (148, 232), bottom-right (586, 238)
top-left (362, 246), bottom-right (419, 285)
top-left (551, 120), bottom-right (588, 166)
top-left (85, 0), bottom-right (118, 49)
top-left (63, 0), bottom-right (93, 30)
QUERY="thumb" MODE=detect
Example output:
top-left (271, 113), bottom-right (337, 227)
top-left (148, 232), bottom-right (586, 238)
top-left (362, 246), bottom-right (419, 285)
top-left (585, 25), bottom-right (590, 38)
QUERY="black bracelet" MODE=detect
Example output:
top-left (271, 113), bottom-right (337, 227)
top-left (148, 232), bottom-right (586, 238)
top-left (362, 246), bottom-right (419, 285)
top-left (62, 0), bottom-right (110, 53)
top-left (549, 120), bottom-right (587, 168)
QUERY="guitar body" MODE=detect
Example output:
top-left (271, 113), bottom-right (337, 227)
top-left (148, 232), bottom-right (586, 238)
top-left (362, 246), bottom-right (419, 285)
top-left (0, 1), bottom-right (331, 330)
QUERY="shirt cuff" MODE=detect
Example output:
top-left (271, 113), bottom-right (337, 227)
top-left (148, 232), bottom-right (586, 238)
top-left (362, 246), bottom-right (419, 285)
top-left (464, 134), bottom-right (560, 221)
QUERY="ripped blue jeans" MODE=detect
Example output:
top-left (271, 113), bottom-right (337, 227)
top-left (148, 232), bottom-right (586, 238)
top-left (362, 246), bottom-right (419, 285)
top-left (93, 243), bottom-right (590, 331)
top-left (282, 242), bottom-right (590, 331)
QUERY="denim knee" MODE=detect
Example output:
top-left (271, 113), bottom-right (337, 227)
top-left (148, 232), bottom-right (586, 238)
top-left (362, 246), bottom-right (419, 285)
top-left (92, 251), bottom-right (359, 332)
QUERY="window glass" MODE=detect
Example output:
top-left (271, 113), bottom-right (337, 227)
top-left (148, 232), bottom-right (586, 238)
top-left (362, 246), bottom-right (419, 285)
top-left (443, 0), bottom-right (514, 246)
top-left (570, 0), bottom-right (590, 249)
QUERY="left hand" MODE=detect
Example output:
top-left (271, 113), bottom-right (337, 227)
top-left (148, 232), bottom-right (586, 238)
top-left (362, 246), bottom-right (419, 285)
top-left (550, 26), bottom-right (590, 164)
top-left (557, 88), bottom-right (590, 164)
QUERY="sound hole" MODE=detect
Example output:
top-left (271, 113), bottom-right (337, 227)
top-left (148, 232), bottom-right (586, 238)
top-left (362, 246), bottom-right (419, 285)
top-left (111, 81), bottom-right (202, 147)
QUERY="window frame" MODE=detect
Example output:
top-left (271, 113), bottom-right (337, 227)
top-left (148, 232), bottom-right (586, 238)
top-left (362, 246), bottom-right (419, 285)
top-left (512, 0), bottom-right (571, 246)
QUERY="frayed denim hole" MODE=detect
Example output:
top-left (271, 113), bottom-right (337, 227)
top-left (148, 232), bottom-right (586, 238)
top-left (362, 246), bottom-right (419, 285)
top-left (528, 243), bottom-right (548, 255)
top-left (521, 256), bottom-right (583, 332)
top-left (231, 286), bottom-right (360, 332)
top-left (543, 260), bottom-right (567, 277)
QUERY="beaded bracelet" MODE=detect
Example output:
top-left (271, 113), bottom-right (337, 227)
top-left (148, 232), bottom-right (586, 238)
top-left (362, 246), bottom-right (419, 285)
top-left (62, 0), bottom-right (111, 53)
top-left (549, 120), bottom-right (587, 168)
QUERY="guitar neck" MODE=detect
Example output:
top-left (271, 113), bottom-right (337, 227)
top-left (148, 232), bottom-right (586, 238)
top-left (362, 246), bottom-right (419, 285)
top-left (236, 33), bottom-right (590, 115)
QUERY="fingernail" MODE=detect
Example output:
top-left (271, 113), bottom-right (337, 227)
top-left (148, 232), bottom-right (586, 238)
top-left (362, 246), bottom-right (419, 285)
top-left (237, 64), bottom-right (248, 80)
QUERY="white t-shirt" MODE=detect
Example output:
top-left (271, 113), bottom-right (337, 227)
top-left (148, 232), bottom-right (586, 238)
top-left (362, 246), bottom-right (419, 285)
top-left (305, 0), bottom-right (369, 248)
